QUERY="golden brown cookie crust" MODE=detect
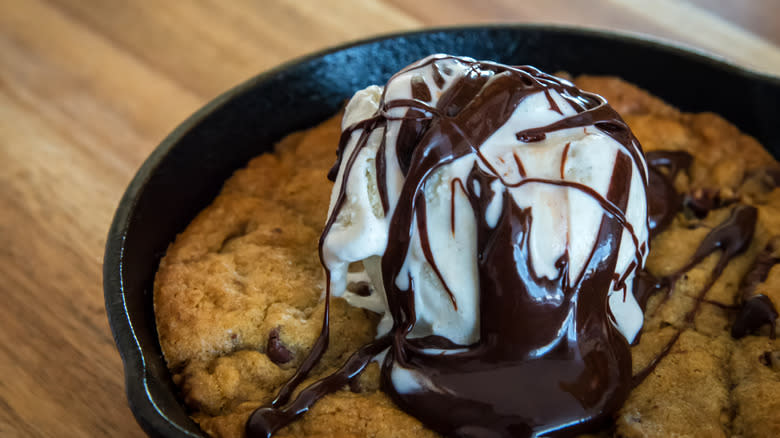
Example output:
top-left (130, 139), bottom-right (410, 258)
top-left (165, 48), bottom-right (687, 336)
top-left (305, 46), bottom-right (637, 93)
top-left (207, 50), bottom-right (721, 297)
top-left (154, 76), bottom-right (779, 437)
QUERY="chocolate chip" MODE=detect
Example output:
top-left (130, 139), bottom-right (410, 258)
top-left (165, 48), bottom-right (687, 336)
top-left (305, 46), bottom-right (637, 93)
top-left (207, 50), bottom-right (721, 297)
top-left (684, 188), bottom-right (719, 218)
top-left (759, 351), bottom-right (772, 367)
top-left (272, 227), bottom-right (282, 234)
top-left (266, 327), bottom-right (293, 365)
top-left (758, 350), bottom-right (780, 369)
top-left (732, 295), bottom-right (778, 339)
top-left (347, 281), bottom-right (372, 297)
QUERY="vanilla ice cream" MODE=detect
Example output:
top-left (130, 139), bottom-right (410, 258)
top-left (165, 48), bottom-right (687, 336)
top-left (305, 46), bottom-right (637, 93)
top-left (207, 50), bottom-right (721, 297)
top-left (251, 54), bottom-right (651, 438)
top-left (322, 55), bottom-right (648, 346)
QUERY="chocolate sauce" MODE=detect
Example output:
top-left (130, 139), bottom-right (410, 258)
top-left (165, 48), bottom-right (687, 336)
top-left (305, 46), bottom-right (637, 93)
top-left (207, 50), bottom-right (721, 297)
top-left (431, 61), bottom-right (447, 88)
top-left (644, 150), bottom-right (692, 236)
top-left (632, 205), bottom-right (759, 386)
top-left (684, 188), bottom-right (722, 218)
top-left (450, 178), bottom-right (466, 235)
top-left (560, 142), bottom-right (571, 179)
top-left (678, 205), bottom-right (757, 279)
top-left (382, 153), bottom-right (635, 437)
top-left (544, 89), bottom-right (563, 115)
top-left (632, 146), bottom-right (780, 387)
top-left (631, 329), bottom-right (682, 387)
top-left (248, 56), bottom-right (648, 437)
top-left (634, 270), bottom-right (666, 311)
top-left (512, 152), bottom-right (527, 177)
top-left (247, 335), bottom-right (392, 437)
top-left (732, 239), bottom-right (780, 339)
top-left (248, 54), bottom-right (779, 435)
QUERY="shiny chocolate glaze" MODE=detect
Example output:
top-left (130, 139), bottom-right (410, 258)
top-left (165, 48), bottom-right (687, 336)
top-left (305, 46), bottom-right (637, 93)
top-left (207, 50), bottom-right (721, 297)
top-left (247, 58), bottom-right (778, 437)
top-left (632, 151), bottom-right (779, 386)
top-left (732, 239), bottom-right (780, 339)
top-left (248, 57), bottom-right (647, 437)
top-left (644, 150), bottom-right (691, 236)
top-left (632, 204), bottom-right (759, 386)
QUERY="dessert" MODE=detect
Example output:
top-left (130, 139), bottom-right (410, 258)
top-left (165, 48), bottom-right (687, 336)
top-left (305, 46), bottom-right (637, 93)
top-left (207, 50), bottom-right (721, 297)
top-left (246, 55), bottom-right (650, 437)
top-left (154, 56), bottom-right (780, 438)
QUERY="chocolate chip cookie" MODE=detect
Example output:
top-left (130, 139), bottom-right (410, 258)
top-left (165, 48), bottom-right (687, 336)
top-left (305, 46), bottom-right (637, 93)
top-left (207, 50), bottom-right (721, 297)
top-left (154, 76), bottom-right (779, 437)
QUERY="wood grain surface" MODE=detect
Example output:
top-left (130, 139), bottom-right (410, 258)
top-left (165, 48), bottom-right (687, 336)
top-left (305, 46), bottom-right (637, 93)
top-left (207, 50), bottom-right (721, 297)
top-left (1, 1), bottom-right (778, 436)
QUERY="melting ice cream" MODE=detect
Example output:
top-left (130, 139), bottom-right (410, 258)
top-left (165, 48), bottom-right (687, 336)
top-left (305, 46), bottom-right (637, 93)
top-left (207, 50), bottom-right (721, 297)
top-left (248, 54), bottom-right (651, 438)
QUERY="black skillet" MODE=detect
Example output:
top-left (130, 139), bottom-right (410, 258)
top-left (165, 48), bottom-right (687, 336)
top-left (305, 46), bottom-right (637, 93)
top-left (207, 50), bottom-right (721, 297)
top-left (103, 25), bottom-right (780, 437)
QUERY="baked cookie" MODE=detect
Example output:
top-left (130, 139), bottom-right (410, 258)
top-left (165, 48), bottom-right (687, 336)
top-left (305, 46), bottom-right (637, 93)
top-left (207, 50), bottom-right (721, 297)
top-left (154, 76), bottom-right (779, 437)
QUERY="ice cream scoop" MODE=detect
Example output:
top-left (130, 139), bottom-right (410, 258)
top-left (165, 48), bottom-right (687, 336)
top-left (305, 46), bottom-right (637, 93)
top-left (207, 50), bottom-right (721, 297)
top-left (325, 56), bottom-right (648, 347)
top-left (248, 54), bottom-right (650, 438)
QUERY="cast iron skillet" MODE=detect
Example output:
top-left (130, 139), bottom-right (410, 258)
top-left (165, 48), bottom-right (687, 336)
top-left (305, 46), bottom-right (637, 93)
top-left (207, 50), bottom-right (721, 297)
top-left (104, 25), bottom-right (780, 437)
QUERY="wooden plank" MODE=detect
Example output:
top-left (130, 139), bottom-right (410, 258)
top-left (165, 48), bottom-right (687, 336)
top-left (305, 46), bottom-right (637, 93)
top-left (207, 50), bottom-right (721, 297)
top-left (0, 0), bottom-right (776, 436)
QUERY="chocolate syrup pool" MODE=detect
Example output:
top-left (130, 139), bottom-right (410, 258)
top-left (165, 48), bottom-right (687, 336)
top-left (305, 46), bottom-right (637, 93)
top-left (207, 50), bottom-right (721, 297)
top-left (248, 56), bottom-right (651, 437)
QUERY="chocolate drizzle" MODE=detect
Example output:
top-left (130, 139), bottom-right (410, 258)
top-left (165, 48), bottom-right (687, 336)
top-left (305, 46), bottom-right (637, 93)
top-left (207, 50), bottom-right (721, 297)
top-left (632, 149), bottom-right (780, 387)
top-left (684, 188), bottom-right (723, 218)
top-left (248, 53), bottom-right (780, 436)
top-left (450, 178), bottom-right (466, 235)
top-left (632, 205), bottom-right (759, 386)
top-left (732, 239), bottom-right (780, 339)
top-left (247, 334), bottom-right (392, 437)
top-left (560, 142), bottom-right (571, 179)
top-left (382, 152), bottom-right (636, 437)
top-left (248, 56), bottom-right (650, 437)
top-left (644, 150), bottom-right (692, 236)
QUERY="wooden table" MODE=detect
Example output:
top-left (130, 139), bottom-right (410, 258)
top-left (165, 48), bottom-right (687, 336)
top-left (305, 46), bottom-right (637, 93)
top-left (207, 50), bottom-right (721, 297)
top-left (1, 1), bottom-right (778, 436)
